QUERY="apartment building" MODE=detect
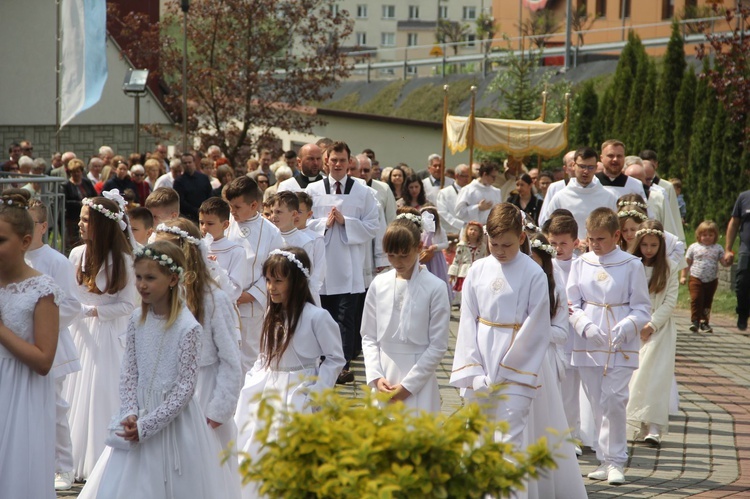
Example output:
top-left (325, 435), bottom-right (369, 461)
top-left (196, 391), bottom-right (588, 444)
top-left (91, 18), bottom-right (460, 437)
top-left (336, 1), bottom-right (491, 76)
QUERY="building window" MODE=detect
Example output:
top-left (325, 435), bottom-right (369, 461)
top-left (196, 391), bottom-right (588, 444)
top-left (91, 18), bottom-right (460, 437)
top-left (407, 66), bottom-right (418, 76)
top-left (407, 33), bottom-right (418, 46)
top-left (662, 0), bottom-right (674, 19)
top-left (463, 6), bottom-right (477, 20)
top-left (408, 5), bottom-right (420, 19)
top-left (578, 0), bottom-right (588, 13)
top-left (464, 34), bottom-right (476, 47)
top-left (438, 5), bottom-right (448, 19)
top-left (619, 0), bottom-right (630, 18)
top-left (595, 0), bottom-right (606, 17)
top-left (356, 32), bottom-right (367, 45)
top-left (382, 5), bottom-right (395, 19)
top-left (356, 4), bottom-right (368, 19)
top-left (381, 32), bottom-right (395, 46)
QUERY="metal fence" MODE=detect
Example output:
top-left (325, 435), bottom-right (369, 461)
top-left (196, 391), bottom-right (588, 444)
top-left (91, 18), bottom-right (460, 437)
top-left (0, 173), bottom-right (67, 252)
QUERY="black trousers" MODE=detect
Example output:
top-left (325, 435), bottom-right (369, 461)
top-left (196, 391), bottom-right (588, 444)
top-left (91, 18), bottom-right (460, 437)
top-left (320, 293), bottom-right (359, 369)
top-left (736, 253), bottom-right (750, 320)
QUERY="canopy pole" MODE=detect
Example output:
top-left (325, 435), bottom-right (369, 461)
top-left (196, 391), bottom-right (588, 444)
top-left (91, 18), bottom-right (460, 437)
top-left (468, 85), bottom-right (477, 175)
top-left (440, 85), bottom-right (449, 188)
top-left (538, 88), bottom-right (549, 169)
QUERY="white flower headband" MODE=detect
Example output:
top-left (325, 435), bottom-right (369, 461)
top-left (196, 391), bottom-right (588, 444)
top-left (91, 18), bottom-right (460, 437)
top-left (618, 210), bottom-right (648, 222)
top-left (635, 228), bottom-right (664, 238)
top-left (82, 197), bottom-right (127, 231)
top-left (525, 221), bottom-right (541, 233)
top-left (396, 213), bottom-right (422, 228)
top-left (156, 223), bottom-right (201, 246)
top-left (531, 238), bottom-right (557, 257)
top-left (0, 198), bottom-right (28, 209)
top-left (269, 249), bottom-right (311, 279)
top-left (134, 247), bottom-right (185, 280)
top-left (618, 200), bottom-right (648, 210)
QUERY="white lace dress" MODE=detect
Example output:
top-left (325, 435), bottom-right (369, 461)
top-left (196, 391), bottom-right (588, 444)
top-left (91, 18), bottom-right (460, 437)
top-left (63, 246), bottom-right (137, 480)
top-left (79, 307), bottom-right (231, 499)
top-left (0, 275), bottom-right (61, 499)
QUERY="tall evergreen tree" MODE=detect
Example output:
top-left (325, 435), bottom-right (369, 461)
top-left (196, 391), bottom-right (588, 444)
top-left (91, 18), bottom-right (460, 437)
top-left (636, 59), bottom-right (659, 154)
top-left (706, 103), bottom-right (727, 223)
top-left (671, 67), bottom-right (697, 179)
top-left (610, 32), bottom-right (643, 139)
top-left (571, 80), bottom-right (598, 148)
top-left (719, 113), bottom-right (746, 227)
top-left (654, 20), bottom-right (686, 177)
top-left (686, 61), bottom-right (715, 226)
top-left (622, 49), bottom-right (650, 151)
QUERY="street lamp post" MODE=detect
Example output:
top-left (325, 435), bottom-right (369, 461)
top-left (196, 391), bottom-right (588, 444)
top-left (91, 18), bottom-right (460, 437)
top-left (122, 69), bottom-right (150, 154)
top-left (181, 0), bottom-right (190, 153)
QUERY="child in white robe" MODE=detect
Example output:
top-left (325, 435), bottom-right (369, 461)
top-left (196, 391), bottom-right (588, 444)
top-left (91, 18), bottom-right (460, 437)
top-left (567, 207), bottom-right (651, 485)
top-left (235, 248), bottom-right (345, 499)
top-left (0, 194), bottom-right (62, 499)
top-left (527, 234), bottom-right (588, 499)
top-left (156, 218), bottom-right (243, 496)
top-left (547, 214), bottom-right (584, 455)
top-left (361, 213), bottom-right (450, 413)
top-left (25, 201), bottom-right (82, 491)
top-left (225, 176), bottom-right (284, 372)
top-left (627, 221), bottom-right (679, 446)
top-left (200, 197), bottom-right (247, 303)
top-left (80, 242), bottom-right (230, 499)
top-left (297, 191), bottom-right (327, 297)
top-left (450, 203), bottom-right (551, 450)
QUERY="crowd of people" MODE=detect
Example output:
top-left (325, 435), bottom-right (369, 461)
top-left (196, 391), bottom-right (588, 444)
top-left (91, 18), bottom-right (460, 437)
top-left (0, 135), bottom-right (746, 498)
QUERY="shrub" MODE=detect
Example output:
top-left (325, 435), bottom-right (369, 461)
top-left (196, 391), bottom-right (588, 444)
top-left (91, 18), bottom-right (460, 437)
top-left (239, 389), bottom-right (556, 499)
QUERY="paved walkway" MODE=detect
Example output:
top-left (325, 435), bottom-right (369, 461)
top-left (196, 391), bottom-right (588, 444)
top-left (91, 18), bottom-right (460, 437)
top-left (60, 309), bottom-right (750, 498)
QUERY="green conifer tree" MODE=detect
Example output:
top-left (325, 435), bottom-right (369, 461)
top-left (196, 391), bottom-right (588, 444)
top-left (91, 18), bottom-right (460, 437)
top-left (671, 67), bottom-right (697, 179)
top-left (686, 60), bottom-right (714, 226)
top-left (610, 32), bottom-right (643, 139)
top-left (622, 49), bottom-right (650, 151)
top-left (706, 103), bottom-right (727, 223)
top-left (654, 20), bottom-right (686, 177)
top-left (636, 59), bottom-right (659, 154)
top-left (571, 80), bottom-right (599, 148)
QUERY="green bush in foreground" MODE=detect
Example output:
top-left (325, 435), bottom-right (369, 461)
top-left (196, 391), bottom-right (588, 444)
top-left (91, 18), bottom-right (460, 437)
top-left (240, 389), bottom-right (556, 499)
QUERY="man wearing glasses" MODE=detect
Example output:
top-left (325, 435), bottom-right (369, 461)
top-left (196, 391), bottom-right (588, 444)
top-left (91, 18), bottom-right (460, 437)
top-left (538, 146), bottom-right (617, 241)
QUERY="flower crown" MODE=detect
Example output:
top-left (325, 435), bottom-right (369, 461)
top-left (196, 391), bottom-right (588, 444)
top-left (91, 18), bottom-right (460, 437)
top-left (618, 200), bottom-right (648, 210)
top-left (635, 227), bottom-right (664, 238)
top-left (82, 198), bottom-right (127, 231)
top-left (617, 210), bottom-right (648, 222)
top-left (0, 198), bottom-right (28, 209)
top-left (155, 223), bottom-right (201, 246)
top-left (530, 238), bottom-right (557, 257)
top-left (134, 247), bottom-right (185, 279)
top-left (269, 249), bottom-right (311, 279)
top-left (396, 213), bottom-right (422, 228)
top-left (525, 221), bottom-right (541, 233)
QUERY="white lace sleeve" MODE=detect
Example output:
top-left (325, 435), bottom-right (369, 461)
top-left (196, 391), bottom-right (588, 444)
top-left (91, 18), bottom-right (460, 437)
top-left (119, 317), bottom-right (139, 418)
top-left (31, 275), bottom-right (63, 308)
top-left (204, 289), bottom-right (242, 424)
top-left (137, 324), bottom-right (201, 441)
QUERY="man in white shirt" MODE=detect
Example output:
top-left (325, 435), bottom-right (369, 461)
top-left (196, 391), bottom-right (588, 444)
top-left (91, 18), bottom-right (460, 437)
top-left (539, 150), bottom-right (576, 222)
top-left (455, 161), bottom-right (504, 225)
top-left (640, 151), bottom-right (686, 242)
top-left (422, 153), bottom-right (453, 204)
top-left (624, 159), bottom-right (682, 239)
top-left (539, 147), bottom-right (618, 241)
top-left (154, 158), bottom-right (183, 190)
top-left (595, 139), bottom-right (647, 199)
top-left (306, 141), bottom-right (379, 384)
top-left (437, 163), bottom-right (471, 235)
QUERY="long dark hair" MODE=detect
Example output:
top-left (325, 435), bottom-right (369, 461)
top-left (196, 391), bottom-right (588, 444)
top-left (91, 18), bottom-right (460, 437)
top-left (260, 247), bottom-right (315, 370)
top-left (530, 234), bottom-right (559, 319)
top-left (630, 220), bottom-right (669, 295)
top-left (387, 166), bottom-right (406, 198)
top-left (401, 174), bottom-right (427, 207)
top-left (77, 197), bottom-right (132, 294)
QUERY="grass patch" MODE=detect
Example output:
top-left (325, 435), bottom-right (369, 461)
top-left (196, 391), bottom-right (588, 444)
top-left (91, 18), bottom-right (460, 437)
top-left (358, 80), bottom-right (407, 115)
top-left (321, 92), bottom-right (361, 111)
top-left (392, 78), bottom-right (477, 122)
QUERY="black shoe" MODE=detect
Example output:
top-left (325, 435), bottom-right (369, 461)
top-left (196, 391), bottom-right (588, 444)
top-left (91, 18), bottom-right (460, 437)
top-left (738, 317), bottom-right (748, 331)
top-left (700, 322), bottom-right (713, 333)
top-left (336, 370), bottom-right (354, 385)
top-left (689, 321), bottom-right (699, 332)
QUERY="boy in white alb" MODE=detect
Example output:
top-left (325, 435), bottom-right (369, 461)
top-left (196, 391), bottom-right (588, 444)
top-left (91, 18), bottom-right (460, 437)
top-left (567, 207), bottom-right (651, 485)
top-left (546, 214), bottom-right (583, 456)
top-left (225, 176), bottom-right (283, 372)
top-left (297, 192), bottom-right (327, 298)
top-left (450, 203), bottom-right (551, 451)
top-left (270, 191), bottom-right (321, 304)
top-left (26, 201), bottom-right (82, 491)
top-left (199, 197), bottom-right (247, 303)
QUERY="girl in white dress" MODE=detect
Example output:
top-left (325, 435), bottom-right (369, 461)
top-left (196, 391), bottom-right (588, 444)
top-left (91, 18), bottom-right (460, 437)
top-left (627, 220), bottom-right (679, 446)
top-left (361, 213), bottom-right (450, 413)
top-left (527, 234), bottom-right (588, 499)
top-left (80, 241), bottom-right (230, 498)
top-left (64, 194), bottom-right (138, 481)
top-left (0, 194), bottom-right (62, 499)
top-left (156, 218), bottom-right (243, 496)
top-left (235, 247), bottom-right (345, 498)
